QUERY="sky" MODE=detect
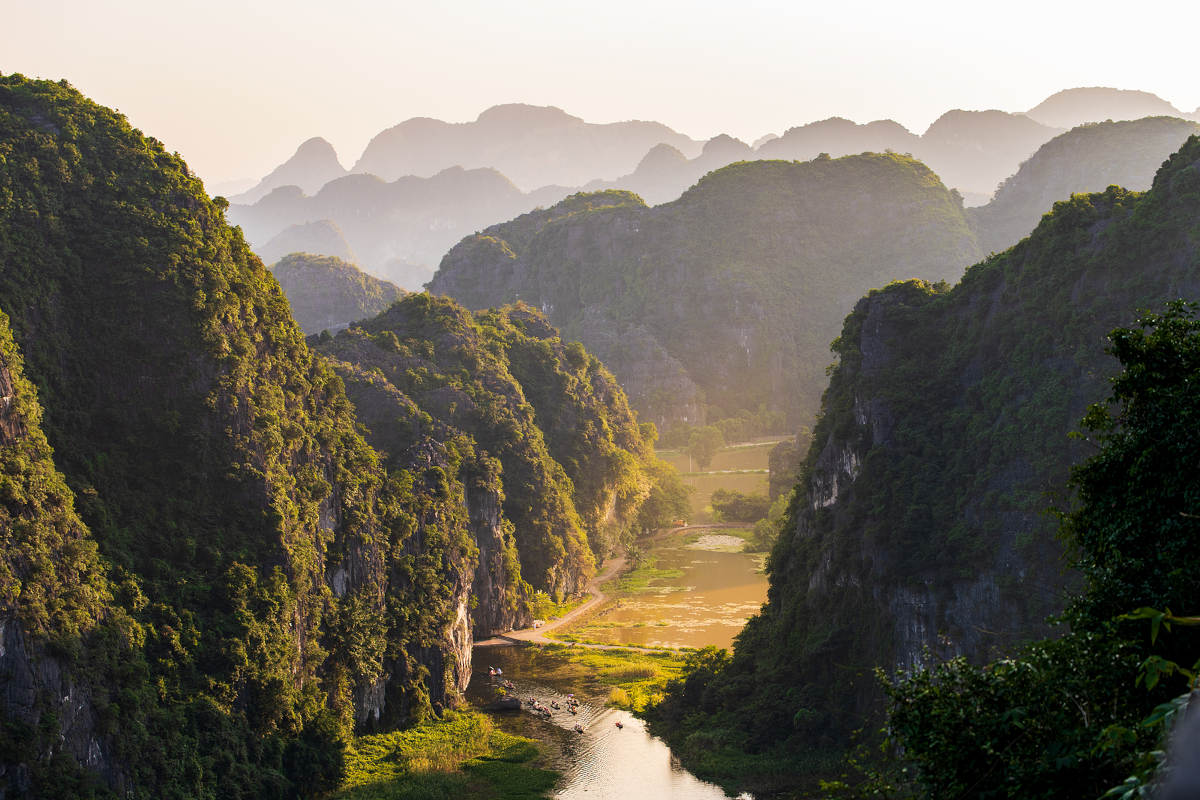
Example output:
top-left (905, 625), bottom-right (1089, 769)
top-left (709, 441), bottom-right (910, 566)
top-left (5, 0), bottom-right (1199, 187)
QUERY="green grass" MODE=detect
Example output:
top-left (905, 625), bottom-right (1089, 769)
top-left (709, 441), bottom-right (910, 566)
top-left (610, 553), bottom-right (684, 594)
top-left (529, 589), bottom-right (588, 621)
top-left (532, 644), bottom-right (691, 712)
top-left (332, 712), bottom-right (557, 800)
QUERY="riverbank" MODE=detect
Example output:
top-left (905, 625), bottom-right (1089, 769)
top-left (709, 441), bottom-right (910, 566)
top-left (330, 711), bottom-right (557, 800)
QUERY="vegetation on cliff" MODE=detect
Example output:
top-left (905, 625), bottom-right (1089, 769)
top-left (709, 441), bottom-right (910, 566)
top-left (886, 301), bottom-right (1200, 798)
top-left (645, 136), bottom-right (1200, 794)
top-left (0, 73), bottom-right (485, 798)
top-left (270, 252), bottom-right (404, 334)
top-left (971, 116), bottom-right (1200, 254)
top-left (430, 154), bottom-right (980, 433)
top-left (317, 293), bottom-right (666, 600)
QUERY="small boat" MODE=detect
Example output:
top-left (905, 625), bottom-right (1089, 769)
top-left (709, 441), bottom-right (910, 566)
top-left (573, 724), bottom-right (584, 733)
top-left (614, 721), bottom-right (624, 729)
top-left (550, 701), bottom-right (560, 709)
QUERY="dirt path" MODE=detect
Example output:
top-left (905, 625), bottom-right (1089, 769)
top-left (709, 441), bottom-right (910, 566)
top-left (474, 524), bottom-right (751, 652)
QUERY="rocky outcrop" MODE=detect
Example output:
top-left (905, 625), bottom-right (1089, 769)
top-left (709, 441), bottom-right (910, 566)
top-left (658, 137), bottom-right (1200, 774)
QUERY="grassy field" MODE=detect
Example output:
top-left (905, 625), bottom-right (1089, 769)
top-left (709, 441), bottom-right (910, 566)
top-left (658, 439), bottom-right (779, 473)
top-left (332, 712), bottom-right (558, 800)
top-left (531, 644), bottom-right (691, 712)
top-left (657, 439), bottom-right (775, 523)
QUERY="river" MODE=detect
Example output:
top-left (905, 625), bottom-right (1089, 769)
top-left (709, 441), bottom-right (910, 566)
top-left (468, 648), bottom-right (751, 800)
top-left (468, 441), bottom-right (776, 798)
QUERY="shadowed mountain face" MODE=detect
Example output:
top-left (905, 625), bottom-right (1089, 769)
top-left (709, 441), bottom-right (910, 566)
top-left (645, 136), bottom-right (1200, 794)
top-left (971, 116), bottom-right (1200, 254)
top-left (1026, 87), bottom-right (1191, 129)
top-left (259, 218), bottom-right (357, 265)
top-left (270, 252), bottom-right (404, 334)
top-left (352, 103), bottom-right (702, 190)
top-left (429, 154), bottom-right (981, 432)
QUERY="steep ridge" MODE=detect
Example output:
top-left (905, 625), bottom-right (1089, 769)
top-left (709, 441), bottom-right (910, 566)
top-left (0, 74), bottom-right (480, 796)
top-left (316, 295), bottom-right (660, 601)
top-left (647, 136), bottom-right (1200, 792)
top-left (271, 252), bottom-right (404, 334)
top-left (972, 116), bottom-right (1200, 254)
top-left (232, 136), bottom-right (346, 204)
top-left (430, 155), bottom-right (981, 432)
top-left (0, 308), bottom-right (130, 797)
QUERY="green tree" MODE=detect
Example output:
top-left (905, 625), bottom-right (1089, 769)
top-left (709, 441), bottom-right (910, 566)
top-left (687, 426), bottom-right (725, 471)
top-left (884, 301), bottom-right (1200, 799)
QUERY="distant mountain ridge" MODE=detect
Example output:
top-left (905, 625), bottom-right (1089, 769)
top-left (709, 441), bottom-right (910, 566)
top-left (352, 103), bottom-right (702, 190)
top-left (232, 135), bottom-right (346, 204)
top-left (228, 88), bottom-right (1194, 291)
top-left (1026, 86), bottom-right (1197, 129)
top-left (971, 116), bottom-right (1200, 253)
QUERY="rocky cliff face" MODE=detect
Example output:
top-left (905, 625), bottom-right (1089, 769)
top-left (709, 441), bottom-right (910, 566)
top-left (649, 136), bottom-right (1200, 782)
top-left (0, 74), bottom-right (482, 796)
top-left (0, 308), bottom-right (126, 795)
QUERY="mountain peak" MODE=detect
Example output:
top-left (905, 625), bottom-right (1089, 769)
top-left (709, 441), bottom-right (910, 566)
top-left (1027, 87), bottom-right (1182, 129)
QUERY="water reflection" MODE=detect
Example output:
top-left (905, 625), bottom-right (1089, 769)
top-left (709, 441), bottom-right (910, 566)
top-left (469, 648), bottom-right (751, 799)
top-left (577, 542), bottom-right (768, 650)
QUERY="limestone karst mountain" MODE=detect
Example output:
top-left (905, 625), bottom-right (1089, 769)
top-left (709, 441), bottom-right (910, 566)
top-left (259, 218), bottom-right (358, 265)
top-left (232, 135), bottom-right (347, 203)
top-left (0, 73), bottom-right (667, 798)
top-left (646, 135), bottom-right (1200, 795)
top-left (270, 252), bottom-right (404, 333)
top-left (430, 153), bottom-right (981, 432)
top-left (351, 103), bottom-right (702, 189)
top-left (971, 116), bottom-right (1200, 253)
top-left (1026, 86), bottom-right (1188, 129)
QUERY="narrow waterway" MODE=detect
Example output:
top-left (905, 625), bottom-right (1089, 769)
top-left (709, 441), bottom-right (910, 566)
top-left (469, 648), bottom-right (750, 799)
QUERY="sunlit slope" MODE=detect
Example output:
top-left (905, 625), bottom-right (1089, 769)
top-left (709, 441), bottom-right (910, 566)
top-left (0, 73), bottom-right (482, 797)
top-left (431, 154), bottom-right (981, 431)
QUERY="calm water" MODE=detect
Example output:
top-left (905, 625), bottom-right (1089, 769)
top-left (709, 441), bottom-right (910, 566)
top-left (575, 535), bottom-right (769, 649)
top-left (468, 648), bottom-right (751, 800)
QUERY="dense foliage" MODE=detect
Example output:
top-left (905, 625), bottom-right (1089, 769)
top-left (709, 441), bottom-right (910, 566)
top-left (971, 116), bottom-right (1200, 254)
top-left (647, 136), bottom-right (1200, 795)
top-left (430, 155), bottom-right (980, 431)
top-left (709, 489), bottom-right (770, 523)
top-left (886, 301), bottom-right (1200, 798)
top-left (270, 252), bottom-right (403, 334)
top-left (317, 293), bottom-right (661, 599)
top-left (0, 74), bottom-right (482, 798)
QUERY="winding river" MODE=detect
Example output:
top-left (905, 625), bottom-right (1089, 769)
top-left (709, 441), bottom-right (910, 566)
top-left (468, 648), bottom-right (751, 800)
top-left (470, 528), bottom-right (769, 798)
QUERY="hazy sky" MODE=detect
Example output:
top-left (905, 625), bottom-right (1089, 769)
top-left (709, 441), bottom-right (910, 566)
top-left (5, 0), bottom-right (1198, 186)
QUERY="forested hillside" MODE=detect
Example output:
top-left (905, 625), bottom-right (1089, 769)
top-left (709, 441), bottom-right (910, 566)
top-left (430, 154), bottom-right (980, 432)
top-left (0, 74), bottom-right (669, 798)
top-left (271, 252), bottom-right (404, 334)
top-left (317, 294), bottom-right (663, 602)
top-left (972, 116), bottom-right (1200, 253)
top-left (647, 136), bottom-right (1200, 794)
